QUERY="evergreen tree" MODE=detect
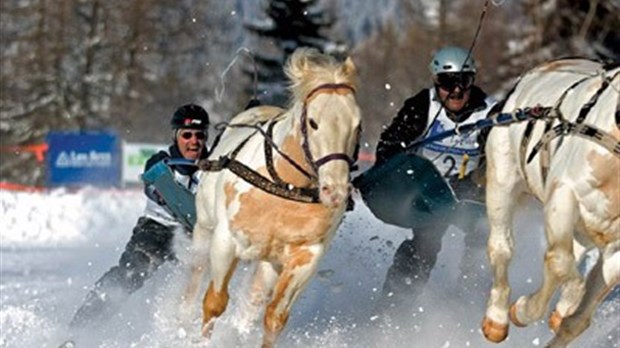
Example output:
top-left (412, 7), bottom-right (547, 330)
top-left (244, 0), bottom-right (346, 106)
top-left (0, 0), bottom-right (234, 186)
top-left (502, 0), bottom-right (619, 82)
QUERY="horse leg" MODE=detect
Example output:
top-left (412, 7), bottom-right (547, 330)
top-left (549, 239), bottom-right (588, 332)
top-left (545, 242), bottom-right (619, 348)
top-left (510, 186), bottom-right (580, 326)
top-left (179, 219), bottom-right (212, 325)
top-left (236, 261), bottom-right (279, 335)
top-left (262, 245), bottom-right (323, 348)
top-left (201, 229), bottom-right (239, 338)
top-left (481, 137), bottom-right (522, 343)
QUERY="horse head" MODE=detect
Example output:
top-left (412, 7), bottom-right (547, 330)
top-left (285, 48), bottom-right (361, 208)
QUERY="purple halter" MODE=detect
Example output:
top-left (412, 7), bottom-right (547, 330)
top-left (299, 83), bottom-right (357, 177)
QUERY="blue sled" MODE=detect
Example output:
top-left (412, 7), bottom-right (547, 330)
top-left (353, 153), bottom-right (485, 229)
top-left (141, 160), bottom-right (197, 230)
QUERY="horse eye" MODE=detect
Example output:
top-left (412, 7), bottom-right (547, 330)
top-left (309, 119), bottom-right (319, 130)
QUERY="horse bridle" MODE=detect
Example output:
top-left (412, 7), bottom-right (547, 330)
top-left (197, 83), bottom-right (358, 204)
top-left (299, 83), bottom-right (357, 178)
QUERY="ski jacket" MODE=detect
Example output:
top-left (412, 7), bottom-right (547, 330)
top-left (375, 85), bottom-right (496, 178)
top-left (142, 145), bottom-right (203, 229)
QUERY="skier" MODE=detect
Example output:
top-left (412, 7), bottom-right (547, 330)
top-left (374, 46), bottom-right (498, 317)
top-left (62, 104), bottom-right (210, 345)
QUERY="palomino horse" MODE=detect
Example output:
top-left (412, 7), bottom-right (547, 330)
top-left (482, 58), bottom-right (619, 347)
top-left (180, 48), bottom-right (361, 348)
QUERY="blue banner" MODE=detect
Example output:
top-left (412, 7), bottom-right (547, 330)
top-left (46, 131), bottom-right (121, 187)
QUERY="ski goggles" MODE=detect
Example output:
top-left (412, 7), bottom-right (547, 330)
top-left (179, 130), bottom-right (207, 140)
top-left (435, 72), bottom-right (475, 91)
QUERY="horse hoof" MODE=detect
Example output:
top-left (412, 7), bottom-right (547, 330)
top-left (548, 311), bottom-right (563, 333)
top-left (482, 316), bottom-right (509, 343)
top-left (509, 303), bottom-right (527, 327)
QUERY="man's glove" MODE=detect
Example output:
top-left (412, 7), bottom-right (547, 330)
top-left (244, 98), bottom-right (261, 110)
top-left (145, 184), bottom-right (166, 206)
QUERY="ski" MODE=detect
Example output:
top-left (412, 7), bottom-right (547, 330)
top-left (57, 340), bottom-right (75, 348)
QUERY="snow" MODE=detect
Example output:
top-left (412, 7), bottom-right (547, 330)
top-left (1, 188), bottom-right (618, 347)
top-left (1, 188), bottom-right (143, 249)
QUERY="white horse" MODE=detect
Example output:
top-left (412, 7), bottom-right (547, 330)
top-left (482, 58), bottom-right (619, 348)
top-left (180, 48), bottom-right (361, 348)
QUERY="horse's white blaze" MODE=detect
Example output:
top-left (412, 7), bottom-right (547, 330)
top-left (305, 92), bottom-right (360, 208)
top-left (482, 58), bottom-right (619, 347)
top-left (181, 48), bottom-right (360, 348)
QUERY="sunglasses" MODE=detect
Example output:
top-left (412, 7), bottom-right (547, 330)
top-left (436, 72), bottom-right (475, 91)
top-left (179, 131), bottom-right (206, 140)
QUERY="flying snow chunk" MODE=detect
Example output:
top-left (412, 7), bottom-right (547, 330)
top-left (385, 83), bottom-right (392, 90)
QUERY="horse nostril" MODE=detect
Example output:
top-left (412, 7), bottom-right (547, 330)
top-left (333, 193), bottom-right (344, 204)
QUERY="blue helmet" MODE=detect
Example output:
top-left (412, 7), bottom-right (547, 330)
top-left (429, 46), bottom-right (477, 76)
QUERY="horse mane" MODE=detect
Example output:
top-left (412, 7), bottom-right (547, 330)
top-left (229, 105), bottom-right (286, 126)
top-left (284, 48), bottom-right (357, 107)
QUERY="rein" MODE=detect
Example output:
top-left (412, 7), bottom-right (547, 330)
top-left (522, 69), bottom-right (620, 175)
top-left (513, 67), bottom-right (620, 189)
top-left (225, 120), bottom-right (315, 179)
top-left (404, 73), bottom-right (619, 160)
top-left (405, 106), bottom-right (551, 151)
top-left (197, 82), bottom-right (357, 204)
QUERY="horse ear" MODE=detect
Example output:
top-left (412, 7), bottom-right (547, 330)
top-left (287, 50), bottom-right (311, 81)
top-left (342, 57), bottom-right (356, 77)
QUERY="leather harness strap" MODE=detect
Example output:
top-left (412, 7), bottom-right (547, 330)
top-left (264, 120), bottom-right (286, 185)
top-left (527, 70), bottom-right (620, 165)
top-left (197, 156), bottom-right (320, 203)
top-left (516, 66), bottom-right (619, 190)
top-left (197, 123), bottom-right (321, 203)
top-left (197, 83), bottom-right (356, 204)
top-left (527, 122), bottom-right (620, 164)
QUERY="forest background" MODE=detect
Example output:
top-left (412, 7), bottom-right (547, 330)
top-left (1, 0), bottom-right (618, 185)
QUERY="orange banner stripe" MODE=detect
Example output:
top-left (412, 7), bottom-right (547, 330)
top-left (0, 143), bottom-right (49, 162)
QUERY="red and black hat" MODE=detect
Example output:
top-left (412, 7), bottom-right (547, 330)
top-left (170, 104), bottom-right (209, 130)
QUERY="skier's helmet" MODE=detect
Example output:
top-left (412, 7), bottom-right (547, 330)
top-left (429, 46), bottom-right (477, 76)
